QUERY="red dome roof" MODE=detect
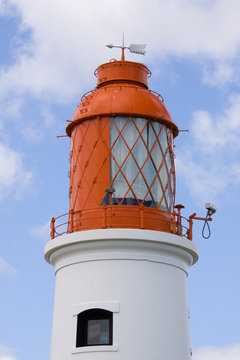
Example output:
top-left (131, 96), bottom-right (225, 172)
top-left (66, 60), bottom-right (178, 137)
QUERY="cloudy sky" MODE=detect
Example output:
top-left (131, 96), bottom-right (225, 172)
top-left (0, 0), bottom-right (240, 359)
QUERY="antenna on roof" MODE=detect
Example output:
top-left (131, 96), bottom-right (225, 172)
top-left (106, 34), bottom-right (146, 61)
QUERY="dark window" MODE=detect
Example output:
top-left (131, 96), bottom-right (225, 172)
top-left (76, 308), bottom-right (113, 347)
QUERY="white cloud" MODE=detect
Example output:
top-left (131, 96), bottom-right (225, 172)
top-left (203, 62), bottom-right (235, 86)
top-left (1, 0), bottom-right (240, 204)
top-left (176, 94), bottom-right (240, 203)
top-left (0, 345), bottom-right (18, 360)
top-left (0, 98), bottom-right (23, 120)
top-left (192, 94), bottom-right (240, 150)
top-left (30, 220), bottom-right (51, 242)
top-left (175, 150), bottom-right (225, 204)
top-left (42, 107), bottom-right (56, 128)
top-left (19, 124), bottom-right (44, 143)
top-left (0, 1), bottom-right (9, 15)
top-left (0, 142), bottom-right (32, 201)
top-left (0, 256), bottom-right (17, 275)
top-left (0, 0), bottom-right (240, 104)
top-left (193, 343), bottom-right (240, 360)
top-left (18, 105), bottom-right (56, 143)
top-left (0, 355), bottom-right (17, 360)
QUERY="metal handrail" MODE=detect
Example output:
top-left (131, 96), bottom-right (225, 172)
top-left (149, 89), bottom-right (164, 102)
top-left (80, 89), bottom-right (96, 102)
top-left (50, 206), bottom-right (196, 241)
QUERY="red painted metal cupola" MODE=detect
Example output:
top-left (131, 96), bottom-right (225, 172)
top-left (52, 46), bottom-right (180, 237)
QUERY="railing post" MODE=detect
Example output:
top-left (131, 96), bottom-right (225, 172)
top-left (177, 211), bottom-right (181, 235)
top-left (51, 217), bottom-right (55, 239)
top-left (172, 210), bottom-right (176, 234)
top-left (188, 218), bottom-right (193, 241)
top-left (103, 204), bottom-right (107, 228)
top-left (187, 213), bottom-right (196, 241)
top-left (174, 204), bottom-right (185, 236)
top-left (69, 209), bottom-right (74, 233)
top-left (140, 205), bottom-right (144, 229)
top-left (107, 187), bottom-right (115, 228)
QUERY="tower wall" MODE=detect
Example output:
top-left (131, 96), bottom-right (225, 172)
top-left (45, 229), bottom-right (198, 360)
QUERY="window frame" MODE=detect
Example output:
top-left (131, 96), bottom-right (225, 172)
top-left (72, 301), bottom-right (119, 354)
top-left (76, 308), bottom-right (113, 348)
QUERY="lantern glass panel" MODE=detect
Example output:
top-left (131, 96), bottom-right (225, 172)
top-left (110, 117), bottom-right (173, 211)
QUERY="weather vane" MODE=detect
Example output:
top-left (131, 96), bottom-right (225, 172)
top-left (106, 33), bottom-right (146, 61)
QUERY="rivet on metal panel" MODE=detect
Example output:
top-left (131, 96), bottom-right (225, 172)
top-left (80, 108), bottom-right (88, 114)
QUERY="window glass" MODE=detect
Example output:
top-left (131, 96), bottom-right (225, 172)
top-left (121, 117), bottom-right (138, 148)
top-left (87, 319), bottom-right (110, 345)
top-left (76, 309), bottom-right (113, 347)
top-left (110, 117), bottom-right (174, 211)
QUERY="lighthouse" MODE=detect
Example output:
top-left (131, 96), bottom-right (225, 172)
top-left (44, 45), bottom-right (199, 360)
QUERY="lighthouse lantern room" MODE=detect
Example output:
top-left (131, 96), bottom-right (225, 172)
top-left (45, 45), bottom-right (200, 360)
top-left (64, 54), bottom-right (178, 234)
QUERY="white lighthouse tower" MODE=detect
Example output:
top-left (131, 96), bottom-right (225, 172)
top-left (45, 46), bottom-right (199, 360)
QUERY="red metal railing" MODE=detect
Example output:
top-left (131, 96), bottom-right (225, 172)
top-left (172, 204), bottom-right (213, 240)
top-left (50, 206), bottom-right (170, 239)
top-left (50, 204), bottom-right (212, 240)
top-left (172, 207), bottom-right (192, 240)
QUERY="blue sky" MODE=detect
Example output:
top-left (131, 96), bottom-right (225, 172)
top-left (0, 0), bottom-right (240, 359)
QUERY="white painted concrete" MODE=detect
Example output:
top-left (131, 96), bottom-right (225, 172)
top-left (45, 229), bottom-right (198, 360)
